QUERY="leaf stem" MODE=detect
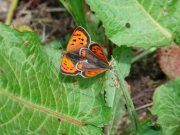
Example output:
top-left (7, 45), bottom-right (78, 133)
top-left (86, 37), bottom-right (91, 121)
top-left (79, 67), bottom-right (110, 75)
top-left (112, 57), bottom-right (140, 132)
top-left (5, 0), bottom-right (19, 25)
top-left (131, 47), bottom-right (157, 63)
top-left (118, 74), bottom-right (139, 131)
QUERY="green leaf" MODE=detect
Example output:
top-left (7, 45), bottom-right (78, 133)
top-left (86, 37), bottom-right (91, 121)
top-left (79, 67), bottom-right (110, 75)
top-left (104, 46), bottom-right (132, 107)
top-left (59, 0), bottom-right (86, 27)
top-left (59, 0), bottom-right (106, 45)
top-left (113, 46), bottom-right (132, 78)
top-left (120, 119), bottom-right (161, 135)
top-left (85, 0), bottom-right (180, 48)
top-left (112, 54), bottom-right (139, 132)
top-left (42, 33), bottom-right (133, 135)
top-left (0, 23), bottom-right (112, 134)
top-left (137, 120), bottom-right (161, 135)
top-left (103, 46), bottom-right (139, 133)
top-left (152, 77), bottom-right (180, 135)
top-left (139, 0), bottom-right (180, 43)
top-left (103, 47), bottom-right (132, 134)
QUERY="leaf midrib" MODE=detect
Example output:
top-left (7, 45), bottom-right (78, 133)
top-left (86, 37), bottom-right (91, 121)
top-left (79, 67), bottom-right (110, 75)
top-left (0, 88), bottom-right (83, 127)
top-left (135, 0), bottom-right (172, 38)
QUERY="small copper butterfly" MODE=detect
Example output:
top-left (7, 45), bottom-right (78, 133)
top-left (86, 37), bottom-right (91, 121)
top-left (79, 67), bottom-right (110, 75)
top-left (60, 26), bottom-right (110, 78)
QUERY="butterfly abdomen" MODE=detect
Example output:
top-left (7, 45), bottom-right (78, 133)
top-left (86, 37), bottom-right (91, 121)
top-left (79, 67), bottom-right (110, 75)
top-left (79, 48), bottom-right (110, 69)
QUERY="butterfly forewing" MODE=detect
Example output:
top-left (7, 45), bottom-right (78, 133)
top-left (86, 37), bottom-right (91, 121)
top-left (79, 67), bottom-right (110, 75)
top-left (60, 26), bottom-right (110, 78)
top-left (60, 55), bottom-right (79, 75)
top-left (66, 26), bottom-right (90, 52)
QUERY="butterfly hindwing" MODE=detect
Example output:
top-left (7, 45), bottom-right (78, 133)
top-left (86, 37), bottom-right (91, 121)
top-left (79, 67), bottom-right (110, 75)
top-left (60, 55), bottom-right (79, 75)
top-left (60, 26), bottom-right (110, 78)
top-left (81, 70), bottom-right (107, 78)
top-left (88, 43), bottom-right (108, 64)
top-left (66, 26), bottom-right (90, 52)
top-left (76, 60), bottom-right (103, 71)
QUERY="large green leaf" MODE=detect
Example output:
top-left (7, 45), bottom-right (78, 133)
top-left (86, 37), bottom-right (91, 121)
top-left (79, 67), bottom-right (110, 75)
top-left (0, 23), bottom-right (112, 134)
top-left (139, 0), bottom-right (180, 43)
top-left (152, 77), bottom-right (180, 135)
top-left (86, 0), bottom-right (180, 48)
top-left (103, 46), bottom-right (139, 133)
top-left (45, 42), bottom-right (133, 134)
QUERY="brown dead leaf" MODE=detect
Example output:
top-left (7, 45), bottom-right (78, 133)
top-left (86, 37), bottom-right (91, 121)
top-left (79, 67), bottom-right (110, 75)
top-left (158, 43), bottom-right (180, 79)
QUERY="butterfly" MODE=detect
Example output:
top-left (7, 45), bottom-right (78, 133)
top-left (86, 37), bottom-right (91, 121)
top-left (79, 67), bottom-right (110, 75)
top-left (60, 26), bottom-right (111, 78)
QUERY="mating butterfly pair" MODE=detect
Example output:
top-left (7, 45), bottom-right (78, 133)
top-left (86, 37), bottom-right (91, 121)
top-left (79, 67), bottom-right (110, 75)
top-left (60, 26), bottom-right (110, 78)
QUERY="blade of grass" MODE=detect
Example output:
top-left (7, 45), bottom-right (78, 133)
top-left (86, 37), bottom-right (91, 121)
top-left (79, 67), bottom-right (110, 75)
top-left (5, 0), bottom-right (19, 25)
top-left (59, 0), bottom-right (86, 27)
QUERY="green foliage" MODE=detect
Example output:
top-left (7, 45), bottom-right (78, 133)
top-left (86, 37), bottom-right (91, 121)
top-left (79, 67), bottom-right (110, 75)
top-left (60, 0), bottom-right (86, 27)
top-left (152, 77), bottom-right (180, 135)
top-left (1, 0), bottom-right (179, 134)
top-left (104, 46), bottom-right (132, 134)
top-left (137, 120), bottom-right (161, 135)
top-left (59, 0), bottom-right (106, 43)
top-left (0, 22), bottom-right (135, 134)
top-left (120, 119), bottom-right (161, 135)
top-left (105, 46), bottom-right (132, 108)
top-left (59, 0), bottom-right (139, 132)
top-left (139, 0), bottom-right (180, 43)
top-left (113, 47), bottom-right (139, 132)
top-left (86, 0), bottom-right (180, 48)
top-left (0, 23), bottom-right (112, 134)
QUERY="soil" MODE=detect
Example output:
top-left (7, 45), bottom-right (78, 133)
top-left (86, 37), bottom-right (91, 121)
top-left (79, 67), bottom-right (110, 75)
top-left (127, 52), bottom-right (167, 110)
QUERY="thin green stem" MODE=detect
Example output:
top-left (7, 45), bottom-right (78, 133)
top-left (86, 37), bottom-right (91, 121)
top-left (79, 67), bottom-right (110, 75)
top-left (131, 47), bottom-right (157, 63)
top-left (118, 73), bottom-right (139, 131)
top-left (5, 0), bottom-right (19, 25)
top-left (112, 57), bottom-right (140, 132)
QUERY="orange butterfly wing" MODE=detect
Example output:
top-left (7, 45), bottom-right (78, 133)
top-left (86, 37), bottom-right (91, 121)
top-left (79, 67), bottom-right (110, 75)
top-left (76, 57), bottom-right (108, 78)
top-left (88, 43), bottom-right (109, 64)
top-left (81, 70), bottom-right (107, 78)
top-left (60, 55), bottom-right (79, 75)
top-left (66, 26), bottom-right (90, 52)
top-left (61, 27), bottom-right (110, 78)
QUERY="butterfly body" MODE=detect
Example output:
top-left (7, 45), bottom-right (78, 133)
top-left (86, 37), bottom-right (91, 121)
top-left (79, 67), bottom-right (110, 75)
top-left (77, 48), bottom-right (110, 71)
top-left (60, 26), bottom-right (110, 78)
top-left (65, 51), bottom-right (83, 63)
